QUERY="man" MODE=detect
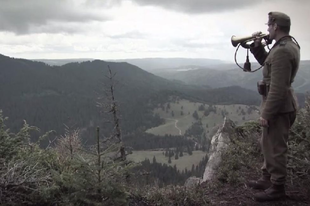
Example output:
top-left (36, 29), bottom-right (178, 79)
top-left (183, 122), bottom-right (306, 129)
top-left (247, 11), bottom-right (300, 202)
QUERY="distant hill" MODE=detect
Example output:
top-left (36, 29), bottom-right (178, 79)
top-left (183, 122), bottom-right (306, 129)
top-left (35, 57), bottom-right (228, 71)
top-left (32, 58), bottom-right (94, 66)
top-left (151, 61), bottom-right (310, 93)
top-left (108, 58), bottom-right (227, 71)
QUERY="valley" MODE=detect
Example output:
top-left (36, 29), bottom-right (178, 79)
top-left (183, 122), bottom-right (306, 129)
top-left (128, 98), bottom-right (260, 172)
top-left (147, 99), bottom-right (260, 136)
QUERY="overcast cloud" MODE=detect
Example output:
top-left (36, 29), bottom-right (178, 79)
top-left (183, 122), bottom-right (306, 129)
top-left (0, 0), bottom-right (108, 34)
top-left (0, 0), bottom-right (309, 62)
top-left (131, 0), bottom-right (263, 14)
top-left (0, 0), bottom-right (278, 34)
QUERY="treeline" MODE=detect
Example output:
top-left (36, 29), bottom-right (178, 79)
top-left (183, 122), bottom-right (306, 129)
top-left (132, 154), bottom-right (209, 187)
top-left (123, 132), bottom-right (194, 150)
top-left (180, 86), bottom-right (261, 106)
top-left (184, 120), bottom-right (210, 151)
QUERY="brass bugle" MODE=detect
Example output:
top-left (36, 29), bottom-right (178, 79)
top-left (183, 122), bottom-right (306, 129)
top-left (231, 33), bottom-right (269, 47)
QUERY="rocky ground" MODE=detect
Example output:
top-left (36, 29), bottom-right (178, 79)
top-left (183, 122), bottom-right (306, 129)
top-left (129, 163), bottom-right (310, 206)
top-left (201, 181), bottom-right (309, 206)
top-left (199, 161), bottom-right (309, 206)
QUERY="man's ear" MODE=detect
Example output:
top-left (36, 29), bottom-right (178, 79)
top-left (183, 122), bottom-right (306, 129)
top-left (274, 23), bottom-right (278, 31)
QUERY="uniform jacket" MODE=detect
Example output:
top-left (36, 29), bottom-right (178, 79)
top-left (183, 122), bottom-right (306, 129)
top-left (250, 36), bottom-right (300, 120)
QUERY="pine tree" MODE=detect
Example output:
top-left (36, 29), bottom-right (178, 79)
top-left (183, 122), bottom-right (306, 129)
top-left (153, 156), bottom-right (157, 164)
top-left (175, 152), bottom-right (179, 160)
top-left (187, 145), bottom-right (193, 155)
top-left (165, 150), bottom-right (169, 157)
top-left (180, 150), bottom-right (183, 157)
top-left (167, 103), bottom-right (171, 110)
top-left (192, 110), bottom-right (199, 120)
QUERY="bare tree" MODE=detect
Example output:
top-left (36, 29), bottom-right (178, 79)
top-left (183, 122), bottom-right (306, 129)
top-left (97, 66), bottom-right (125, 160)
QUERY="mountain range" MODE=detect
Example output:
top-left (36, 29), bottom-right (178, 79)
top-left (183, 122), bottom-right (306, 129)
top-left (36, 57), bottom-right (310, 93)
top-left (149, 61), bottom-right (310, 93)
top-left (34, 57), bottom-right (226, 69)
top-left (0, 54), bottom-right (261, 145)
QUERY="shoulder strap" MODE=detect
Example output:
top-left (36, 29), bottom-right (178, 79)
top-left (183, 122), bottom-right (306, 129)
top-left (290, 36), bottom-right (301, 49)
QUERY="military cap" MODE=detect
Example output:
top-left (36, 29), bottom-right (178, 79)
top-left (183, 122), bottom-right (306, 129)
top-left (266, 11), bottom-right (291, 27)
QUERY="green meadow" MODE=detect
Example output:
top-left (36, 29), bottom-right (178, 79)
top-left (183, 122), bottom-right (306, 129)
top-left (146, 99), bottom-right (260, 136)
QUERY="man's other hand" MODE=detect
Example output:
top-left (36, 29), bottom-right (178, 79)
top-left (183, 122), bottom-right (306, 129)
top-left (252, 31), bottom-right (263, 47)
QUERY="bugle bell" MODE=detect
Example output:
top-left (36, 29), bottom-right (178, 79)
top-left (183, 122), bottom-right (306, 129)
top-left (231, 33), bottom-right (270, 48)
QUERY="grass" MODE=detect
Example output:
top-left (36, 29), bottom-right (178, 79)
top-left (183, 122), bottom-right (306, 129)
top-left (146, 99), bottom-right (259, 137)
top-left (127, 150), bottom-right (207, 172)
top-left (146, 119), bottom-right (182, 136)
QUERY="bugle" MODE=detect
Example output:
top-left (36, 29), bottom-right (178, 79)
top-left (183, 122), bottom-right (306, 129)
top-left (231, 33), bottom-right (270, 48)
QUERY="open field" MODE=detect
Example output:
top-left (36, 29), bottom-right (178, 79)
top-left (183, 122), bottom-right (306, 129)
top-left (146, 99), bottom-right (259, 137)
top-left (127, 150), bottom-right (207, 172)
top-left (140, 99), bottom-right (259, 171)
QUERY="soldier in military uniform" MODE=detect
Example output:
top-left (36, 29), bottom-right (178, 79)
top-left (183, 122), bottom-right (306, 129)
top-left (246, 12), bottom-right (300, 201)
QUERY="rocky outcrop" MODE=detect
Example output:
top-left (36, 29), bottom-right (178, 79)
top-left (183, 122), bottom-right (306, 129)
top-left (184, 117), bottom-right (236, 186)
top-left (202, 117), bottom-right (235, 182)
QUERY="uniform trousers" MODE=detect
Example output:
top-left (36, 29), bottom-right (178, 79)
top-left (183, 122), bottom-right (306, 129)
top-left (260, 111), bottom-right (296, 185)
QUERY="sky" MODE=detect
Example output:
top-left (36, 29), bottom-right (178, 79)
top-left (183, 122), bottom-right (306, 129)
top-left (0, 0), bottom-right (309, 63)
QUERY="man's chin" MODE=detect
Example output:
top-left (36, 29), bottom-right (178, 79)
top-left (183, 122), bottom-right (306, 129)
top-left (268, 34), bottom-right (275, 40)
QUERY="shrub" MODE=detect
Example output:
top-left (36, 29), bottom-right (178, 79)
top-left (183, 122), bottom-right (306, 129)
top-left (215, 121), bottom-right (262, 185)
top-left (145, 185), bottom-right (210, 206)
top-left (287, 95), bottom-right (310, 190)
top-left (0, 111), bottom-right (135, 205)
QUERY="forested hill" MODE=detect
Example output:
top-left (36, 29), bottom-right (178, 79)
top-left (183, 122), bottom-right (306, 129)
top-left (0, 54), bottom-right (178, 139)
top-left (152, 61), bottom-right (310, 93)
top-left (0, 54), bottom-right (260, 144)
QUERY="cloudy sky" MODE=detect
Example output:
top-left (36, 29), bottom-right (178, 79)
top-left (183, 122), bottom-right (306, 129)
top-left (0, 0), bottom-right (309, 63)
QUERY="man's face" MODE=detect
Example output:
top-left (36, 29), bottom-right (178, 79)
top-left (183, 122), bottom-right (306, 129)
top-left (267, 23), bottom-right (276, 40)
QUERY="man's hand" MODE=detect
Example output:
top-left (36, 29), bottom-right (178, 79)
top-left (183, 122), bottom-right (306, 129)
top-left (252, 31), bottom-right (263, 47)
top-left (259, 117), bottom-right (269, 127)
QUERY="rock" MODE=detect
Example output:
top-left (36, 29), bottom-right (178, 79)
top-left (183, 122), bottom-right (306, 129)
top-left (184, 176), bottom-right (202, 189)
top-left (202, 117), bottom-right (235, 182)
